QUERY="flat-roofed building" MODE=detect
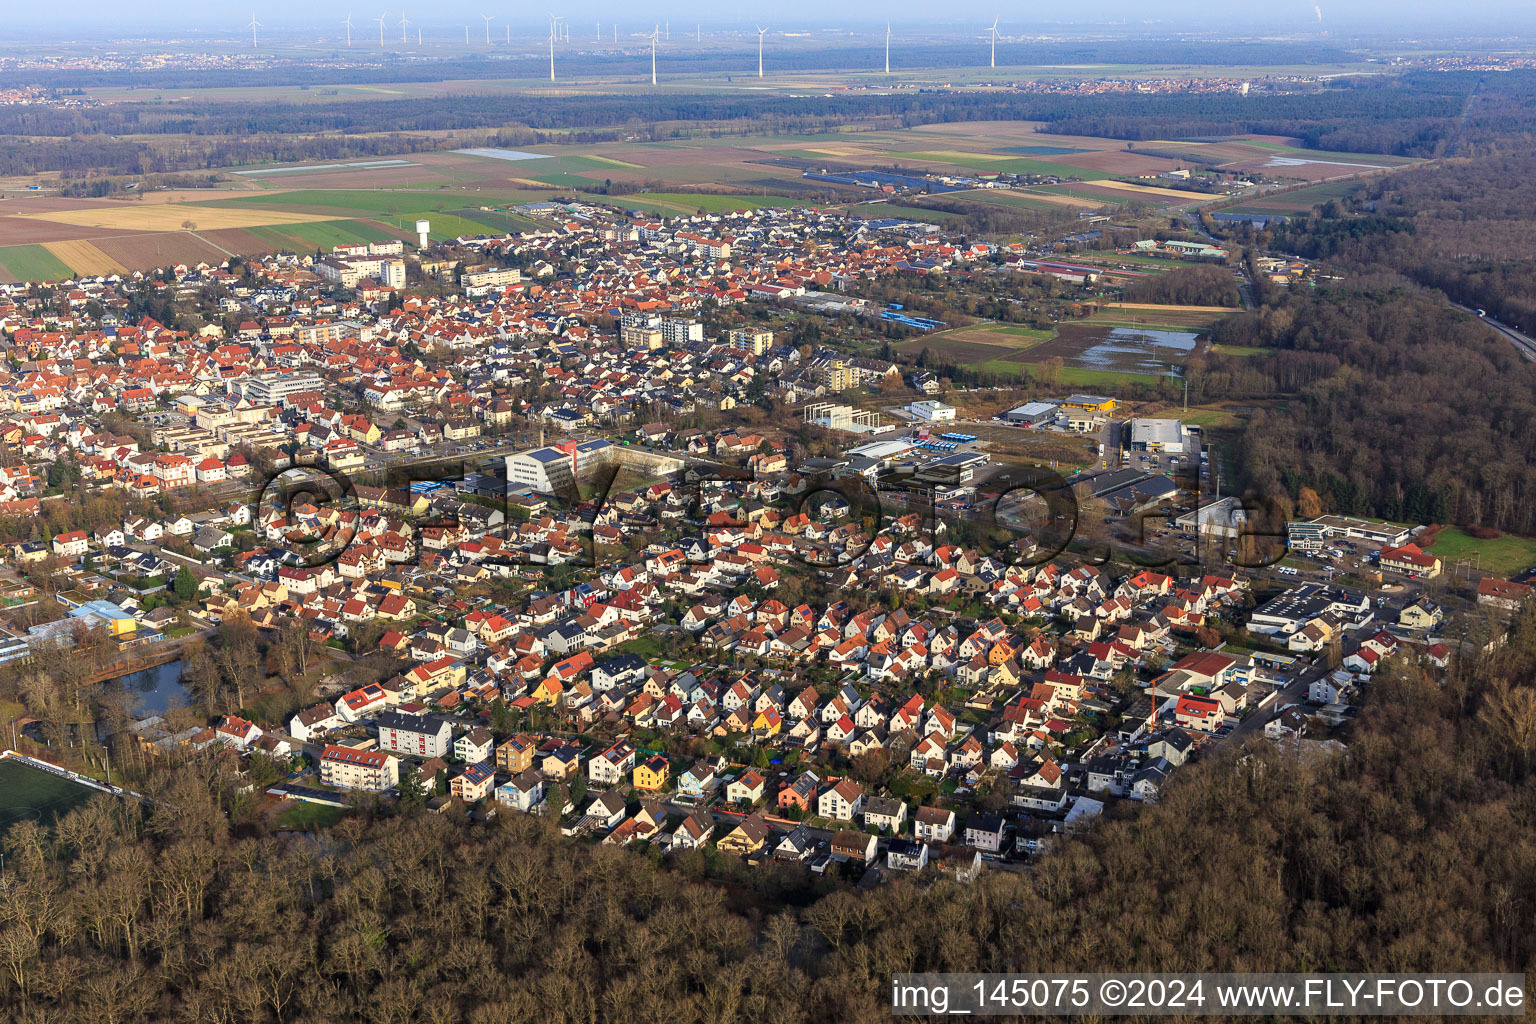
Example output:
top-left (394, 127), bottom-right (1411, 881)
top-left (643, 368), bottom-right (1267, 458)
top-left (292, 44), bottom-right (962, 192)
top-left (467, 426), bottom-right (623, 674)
top-left (1003, 401), bottom-right (1058, 426)
top-left (1129, 417), bottom-right (1193, 454)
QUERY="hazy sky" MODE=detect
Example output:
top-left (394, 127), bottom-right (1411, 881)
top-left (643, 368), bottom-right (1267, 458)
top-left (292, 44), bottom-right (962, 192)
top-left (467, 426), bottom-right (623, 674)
top-left (9, 2), bottom-right (1536, 38)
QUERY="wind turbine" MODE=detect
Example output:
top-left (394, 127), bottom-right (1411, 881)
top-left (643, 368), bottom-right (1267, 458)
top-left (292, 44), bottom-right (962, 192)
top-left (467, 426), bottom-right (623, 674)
top-left (988, 18), bottom-right (999, 69)
top-left (650, 24), bottom-right (658, 85)
top-left (247, 12), bottom-right (261, 49)
top-left (374, 12), bottom-right (387, 46)
top-left (548, 14), bottom-right (564, 81)
top-left (400, 10), bottom-right (409, 44)
top-left (482, 13), bottom-right (494, 44)
top-left (756, 25), bottom-right (767, 78)
top-left (885, 23), bottom-right (890, 74)
top-left (596, 21), bottom-right (600, 41)
top-left (343, 12), bottom-right (354, 46)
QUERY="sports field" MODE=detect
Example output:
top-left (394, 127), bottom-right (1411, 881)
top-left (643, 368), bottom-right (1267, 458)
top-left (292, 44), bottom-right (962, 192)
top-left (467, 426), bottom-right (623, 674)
top-left (0, 757), bottom-right (101, 831)
top-left (1420, 527), bottom-right (1536, 578)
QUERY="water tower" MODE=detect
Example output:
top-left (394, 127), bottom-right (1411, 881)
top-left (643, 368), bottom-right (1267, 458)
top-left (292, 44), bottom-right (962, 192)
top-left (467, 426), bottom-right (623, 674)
top-left (415, 219), bottom-right (430, 248)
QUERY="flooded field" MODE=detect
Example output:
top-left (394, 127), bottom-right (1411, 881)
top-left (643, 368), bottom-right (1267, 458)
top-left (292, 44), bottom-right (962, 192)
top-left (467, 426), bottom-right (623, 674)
top-left (1030, 324), bottom-right (1201, 376)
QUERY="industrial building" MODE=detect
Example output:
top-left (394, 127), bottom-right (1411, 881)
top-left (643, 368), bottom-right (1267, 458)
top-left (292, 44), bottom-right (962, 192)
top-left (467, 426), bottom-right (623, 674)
top-left (905, 399), bottom-right (956, 422)
top-left (1003, 401), bottom-right (1058, 426)
top-left (1176, 496), bottom-right (1248, 541)
top-left (1129, 418), bottom-right (1194, 454)
top-left (1060, 394), bottom-right (1118, 413)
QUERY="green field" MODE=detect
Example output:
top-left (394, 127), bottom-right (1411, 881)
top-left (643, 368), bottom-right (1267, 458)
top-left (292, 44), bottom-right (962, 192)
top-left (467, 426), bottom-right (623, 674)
top-left (278, 219), bottom-right (405, 248)
top-left (0, 758), bottom-right (102, 832)
top-left (374, 212), bottom-right (507, 241)
top-left (942, 190), bottom-right (1062, 212)
top-left (890, 151), bottom-right (1096, 179)
top-left (971, 360), bottom-right (1162, 387)
top-left (0, 244), bottom-right (74, 283)
top-left (1422, 528), bottom-right (1536, 578)
top-left (1239, 140), bottom-right (1415, 166)
top-left (463, 209), bottom-right (543, 234)
top-left (605, 192), bottom-right (798, 216)
top-left (844, 203), bottom-right (961, 223)
top-left (211, 189), bottom-right (536, 216)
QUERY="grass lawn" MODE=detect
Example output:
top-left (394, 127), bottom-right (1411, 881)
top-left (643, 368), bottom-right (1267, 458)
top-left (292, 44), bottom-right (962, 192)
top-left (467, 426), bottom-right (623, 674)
top-left (617, 635), bottom-right (670, 661)
top-left (1210, 344), bottom-right (1270, 357)
top-left (0, 758), bottom-right (101, 832)
top-left (0, 244), bottom-right (74, 283)
top-left (1026, 364), bottom-right (1165, 387)
top-left (276, 801), bottom-right (346, 830)
top-left (1422, 528), bottom-right (1536, 578)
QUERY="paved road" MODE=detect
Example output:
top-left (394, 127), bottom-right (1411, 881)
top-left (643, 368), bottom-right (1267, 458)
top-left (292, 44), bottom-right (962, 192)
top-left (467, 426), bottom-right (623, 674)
top-left (1450, 302), bottom-right (1536, 361)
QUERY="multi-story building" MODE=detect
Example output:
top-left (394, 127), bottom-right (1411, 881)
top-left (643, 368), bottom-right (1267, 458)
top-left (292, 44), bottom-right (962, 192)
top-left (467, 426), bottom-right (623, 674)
top-left (620, 324), bottom-right (664, 350)
top-left (913, 806), bottom-right (956, 843)
top-left (662, 319), bottom-right (703, 346)
top-left (727, 327), bottom-right (773, 356)
top-left (589, 741), bottom-right (636, 785)
top-left (495, 733), bottom-right (539, 772)
top-left (376, 712), bottom-right (454, 759)
top-left (320, 744), bottom-right (399, 792)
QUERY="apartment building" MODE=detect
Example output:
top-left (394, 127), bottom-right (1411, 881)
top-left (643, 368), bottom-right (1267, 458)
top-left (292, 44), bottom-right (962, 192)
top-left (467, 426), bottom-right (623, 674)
top-left (319, 744), bottom-right (399, 792)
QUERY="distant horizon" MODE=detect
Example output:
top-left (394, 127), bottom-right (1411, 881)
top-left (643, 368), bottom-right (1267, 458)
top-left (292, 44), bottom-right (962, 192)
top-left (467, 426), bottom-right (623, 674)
top-left (7, 10), bottom-right (1536, 45)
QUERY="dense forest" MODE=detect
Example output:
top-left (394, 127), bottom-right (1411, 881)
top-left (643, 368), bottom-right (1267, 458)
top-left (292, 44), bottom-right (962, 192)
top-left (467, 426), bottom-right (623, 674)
top-left (1205, 278), bottom-right (1536, 533)
top-left (1122, 265), bottom-right (1241, 307)
top-left (8, 70), bottom-right (1533, 178)
top-left (3, 609), bottom-right (1535, 1022)
top-left (1271, 149), bottom-right (1536, 328)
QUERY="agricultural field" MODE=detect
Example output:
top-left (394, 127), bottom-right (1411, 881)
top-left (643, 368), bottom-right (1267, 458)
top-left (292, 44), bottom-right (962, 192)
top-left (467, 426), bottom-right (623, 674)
top-left (0, 121), bottom-right (1421, 282)
top-left (607, 192), bottom-right (799, 216)
top-left (0, 758), bottom-right (101, 832)
top-left (19, 203), bottom-right (334, 232)
top-left (1220, 179), bottom-right (1368, 216)
top-left (938, 190), bottom-right (1065, 212)
top-left (42, 240), bottom-right (127, 275)
top-left (0, 243), bottom-right (73, 283)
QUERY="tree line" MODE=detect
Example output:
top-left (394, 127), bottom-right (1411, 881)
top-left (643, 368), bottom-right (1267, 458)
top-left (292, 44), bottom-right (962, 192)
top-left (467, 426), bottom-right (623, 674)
top-left (2, 604), bottom-right (1535, 1022)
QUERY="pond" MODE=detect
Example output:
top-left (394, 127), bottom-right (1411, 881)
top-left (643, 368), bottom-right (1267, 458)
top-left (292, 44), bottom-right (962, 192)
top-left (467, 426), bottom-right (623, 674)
top-left (112, 659), bottom-right (191, 716)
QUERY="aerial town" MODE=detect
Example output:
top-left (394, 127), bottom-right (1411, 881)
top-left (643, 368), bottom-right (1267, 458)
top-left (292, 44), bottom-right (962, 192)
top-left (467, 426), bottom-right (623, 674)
top-left (0, 194), bottom-right (1514, 886)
